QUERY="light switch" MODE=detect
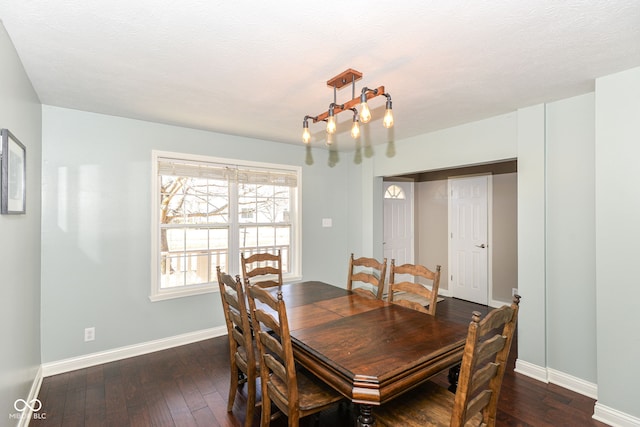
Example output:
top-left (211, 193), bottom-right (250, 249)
top-left (322, 218), bottom-right (332, 228)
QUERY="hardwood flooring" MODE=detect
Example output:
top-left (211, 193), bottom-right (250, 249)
top-left (32, 297), bottom-right (607, 426)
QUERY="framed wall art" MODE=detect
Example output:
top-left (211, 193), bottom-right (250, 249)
top-left (1, 129), bottom-right (26, 214)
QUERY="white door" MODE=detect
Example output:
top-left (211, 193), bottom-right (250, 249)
top-left (383, 181), bottom-right (414, 288)
top-left (449, 175), bottom-right (489, 305)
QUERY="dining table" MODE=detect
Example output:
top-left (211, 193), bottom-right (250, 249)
top-left (263, 281), bottom-right (469, 427)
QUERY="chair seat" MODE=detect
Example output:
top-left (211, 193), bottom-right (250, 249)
top-left (375, 381), bottom-right (482, 427)
top-left (391, 299), bottom-right (430, 313)
top-left (236, 344), bottom-right (261, 371)
top-left (352, 287), bottom-right (378, 299)
top-left (268, 369), bottom-right (343, 412)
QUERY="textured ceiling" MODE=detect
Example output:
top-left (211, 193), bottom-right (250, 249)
top-left (1, 1), bottom-right (639, 151)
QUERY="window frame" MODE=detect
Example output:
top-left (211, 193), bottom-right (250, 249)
top-left (150, 150), bottom-right (302, 301)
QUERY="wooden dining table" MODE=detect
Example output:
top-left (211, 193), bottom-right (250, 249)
top-left (264, 281), bottom-right (469, 427)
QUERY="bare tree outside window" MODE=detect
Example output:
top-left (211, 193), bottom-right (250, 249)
top-left (156, 160), bottom-right (295, 293)
top-left (159, 176), bottom-right (229, 288)
top-left (238, 183), bottom-right (292, 272)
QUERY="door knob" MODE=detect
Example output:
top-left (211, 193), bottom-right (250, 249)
top-left (475, 244), bottom-right (486, 248)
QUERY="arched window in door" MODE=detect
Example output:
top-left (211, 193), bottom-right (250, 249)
top-left (384, 184), bottom-right (406, 199)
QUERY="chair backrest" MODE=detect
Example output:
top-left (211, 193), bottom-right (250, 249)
top-left (451, 295), bottom-right (521, 427)
top-left (246, 283), bottom-right (300, 416)
top-left (216, 267), bottom-right (256, 375)
top-left (346, 253), bottom-right (387, 299)
top-left (388, 260), bottom-right (441, 315)
top-left (241, 250), bottom-right (283, 288)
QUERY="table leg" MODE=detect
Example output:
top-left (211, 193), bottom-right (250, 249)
top-left (448, 364), bottom-right (460, 393)
top-left (357, 404), bottom-right (376, 427)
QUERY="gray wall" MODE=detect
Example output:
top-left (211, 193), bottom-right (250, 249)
top-left (0, 23), bottom-right (42, 418)
top-left (40, 106), bottom-right (356, 362)
top-left (492, 173), bottom-right (518, 302)
top-left (415, 180), bottom-right (448, 288)
top-left (546, 93), bottom-right (596, 383)
top-left (594, 67), bottom-right (640, 419)
top-left (516, 104), bottom-right (548, 372)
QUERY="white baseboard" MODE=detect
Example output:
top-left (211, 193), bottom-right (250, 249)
top-left (489, 298), bottom-right (510, 308)
top-left (515, 361), bottom-right (640, 426)
top-left (438, 288), bottom-right (452, 298)
top-left (437, 289), bottom-right (508, 309)
top-left (41, 326), bottom-right (227, 377)
top-left (548, 368), bottom-right (597, 399)
top-left (514, 361), bottom-right (598, 400)
top-left (514, 358), bottom-right (549, 383)
top-left (594, 402), bottom-right (640, 427)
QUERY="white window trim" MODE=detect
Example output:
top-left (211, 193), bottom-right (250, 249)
top-left (150, 150), bottom-right (302, 302)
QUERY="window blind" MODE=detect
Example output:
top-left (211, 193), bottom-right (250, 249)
top-left (158, 158), bottom-right (298, 187)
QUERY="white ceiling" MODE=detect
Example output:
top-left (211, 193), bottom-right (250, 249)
top-left (1, 1), bottom-right (639, 151)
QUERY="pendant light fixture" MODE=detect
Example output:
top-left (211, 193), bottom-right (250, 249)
top-left (301, 69), bottom-right (393, 145)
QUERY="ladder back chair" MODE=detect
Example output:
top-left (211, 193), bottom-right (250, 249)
top-left (216, 267), bottom-right (260, 427)
top-left (388, 260), bottom-right (442, 316)
top-left (347, 253), bottom-right (388, 300)
top-left (241, 250), bottom-right (283, 288)
top-left (247, 283), bottom-right (343, 427)
top-left (375, 295), bottom-right (521, 427)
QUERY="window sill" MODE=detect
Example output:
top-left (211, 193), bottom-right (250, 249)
top-left (150, 274), bottom-right (303, 302)
top-left (149, 285), bottom-right (217, 302)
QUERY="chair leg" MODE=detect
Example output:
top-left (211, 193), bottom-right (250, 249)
top-left (245, 378), bottom-right (256, 427)
top-left (260, 400), bottom-right (271, 427)
top-left (227, 366), bottom-right (239, 412)
top-left (448, 364), bottom-right (460, 393)
top-left (288, 412), bottom-right (300, 427)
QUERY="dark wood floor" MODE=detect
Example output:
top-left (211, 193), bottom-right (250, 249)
top-left (32, 297), bottom-right (608, 427)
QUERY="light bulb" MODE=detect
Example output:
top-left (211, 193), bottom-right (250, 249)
top-left (360, 101), bottom-right (371, 123)
top-left (383, 97), bottom-right (393, 128)
top-left (383, 108), bottom-right (394, 128)
top-left (351, 119), bottom-right (360, 139)
top-left (326, 115), bottom-right (337, 134)
top-left (302, 118), bottom-right (311, 143)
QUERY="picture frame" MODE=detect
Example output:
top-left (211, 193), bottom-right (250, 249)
top-left (1, 129), bottom-right (26, 214)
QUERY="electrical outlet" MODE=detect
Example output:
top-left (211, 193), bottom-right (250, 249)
top-left (84, 327), bottom-right (95, 342)
top-left (512, 288), bottom-right (518, 297)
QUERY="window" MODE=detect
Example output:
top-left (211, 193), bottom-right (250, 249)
top-left (150, 151), bottom-right (301, 301)
top-left (384, 184), bottom-right (406, 199)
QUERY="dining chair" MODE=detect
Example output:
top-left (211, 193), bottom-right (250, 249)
top-left (246, 282), bottom-right (343, 427)
top-left (346, 253), bottom-right (388, 299)
top-left (387, 260), bottom-right (441, 316)
top-left (216, 267), bottom-right (260, 427)
top-left (241, 250), bottom-right (283, 288)
top-left (374, 294), bottom-right (521, 427)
